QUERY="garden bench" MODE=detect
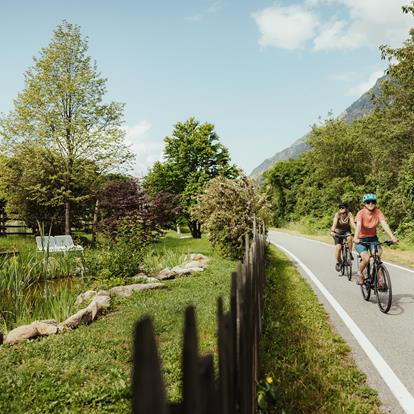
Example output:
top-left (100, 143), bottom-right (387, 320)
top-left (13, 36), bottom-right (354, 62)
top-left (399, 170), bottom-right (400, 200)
top-left (35, 235), bottom-right (84, 254)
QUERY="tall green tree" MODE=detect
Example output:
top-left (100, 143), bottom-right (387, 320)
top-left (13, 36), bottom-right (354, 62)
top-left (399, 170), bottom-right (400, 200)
top-left (0, 21), bottom-right (133, 234)
top-left (144, 117), bottom-right (238, 238)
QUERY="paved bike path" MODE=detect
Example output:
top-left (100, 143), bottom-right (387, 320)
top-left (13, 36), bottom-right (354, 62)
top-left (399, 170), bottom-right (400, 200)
top-left (269, 230), bottom-right (414, 414)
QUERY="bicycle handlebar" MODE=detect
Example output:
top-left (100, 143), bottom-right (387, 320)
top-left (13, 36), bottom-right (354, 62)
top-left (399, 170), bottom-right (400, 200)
top-left (331, 232), bottom-right (354, 238)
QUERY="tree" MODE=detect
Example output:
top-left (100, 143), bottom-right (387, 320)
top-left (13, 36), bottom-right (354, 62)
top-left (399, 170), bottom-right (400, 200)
top-left (192, 175), bottom-right (269, 259)
top-left (0, 143), bottom-right (97, 233)
top-left (144, 117), bottom-right (238, 238)
top-left (0, 21), bottom-right (133, 234)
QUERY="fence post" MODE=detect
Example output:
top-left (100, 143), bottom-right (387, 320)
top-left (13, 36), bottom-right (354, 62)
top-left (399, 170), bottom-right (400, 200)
top-left (183, 306), bottom-right (202, 414)
top-left (132, 317), bottom-right (167, 414)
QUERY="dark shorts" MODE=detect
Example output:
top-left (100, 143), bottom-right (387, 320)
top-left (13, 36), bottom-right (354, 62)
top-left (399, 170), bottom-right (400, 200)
top-left (355, 236), bottom-right (380, 254)
top-left (333, 232), bottom-right (352, 245)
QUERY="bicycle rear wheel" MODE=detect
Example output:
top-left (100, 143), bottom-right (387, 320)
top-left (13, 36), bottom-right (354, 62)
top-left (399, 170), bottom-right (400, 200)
top-left (344, 248), bottom-right (352, 281)
top-left (376, 265), bottom-right (392, 313)
top-left (361, 264), bottom-right (371, 301)
top-left (340, 245), bottom-right (346, 276)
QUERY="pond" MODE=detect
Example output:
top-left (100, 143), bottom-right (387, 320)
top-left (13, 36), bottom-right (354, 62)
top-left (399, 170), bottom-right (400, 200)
top-left (0, 253), bottom-right (86, 332)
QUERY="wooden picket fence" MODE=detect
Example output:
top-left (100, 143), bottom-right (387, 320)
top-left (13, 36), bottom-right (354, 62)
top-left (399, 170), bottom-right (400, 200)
top-left (132, 227), bottom-right (266, 414)
top-left (0, 202), bottom-right (33, 236)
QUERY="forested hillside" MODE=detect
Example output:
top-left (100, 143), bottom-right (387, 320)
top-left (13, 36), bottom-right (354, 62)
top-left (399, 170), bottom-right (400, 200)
top-left (250, 76), bottom-right (385, 179)
top-left (262, 7), bottom-right (414, 239)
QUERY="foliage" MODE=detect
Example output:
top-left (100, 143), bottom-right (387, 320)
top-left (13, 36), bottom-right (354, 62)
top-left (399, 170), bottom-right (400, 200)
top-left (0, 143), bottom-right (96, 233)
top-left (144, 117), bottom-right (238, 238)
top-left (257, 376), bottom-right (277, 414)
top-left (192, 175), bottom-right (270, 259)
top-left (0, 21), bottom-right (133, 233)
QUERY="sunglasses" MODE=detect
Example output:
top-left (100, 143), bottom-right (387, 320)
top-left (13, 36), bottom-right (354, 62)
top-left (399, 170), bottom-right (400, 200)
top-left (364, 200), bottom-right (377, 205)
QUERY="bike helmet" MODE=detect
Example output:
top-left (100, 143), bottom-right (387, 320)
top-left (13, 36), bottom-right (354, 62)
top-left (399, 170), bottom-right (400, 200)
top-left (338, 201), bottom-right (348, 209)
top-left (362, 193), bottom-right (377, 203)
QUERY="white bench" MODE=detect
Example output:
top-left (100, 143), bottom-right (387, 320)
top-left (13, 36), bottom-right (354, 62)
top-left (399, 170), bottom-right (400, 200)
top-left (35, 235), bottom-right (84, 254)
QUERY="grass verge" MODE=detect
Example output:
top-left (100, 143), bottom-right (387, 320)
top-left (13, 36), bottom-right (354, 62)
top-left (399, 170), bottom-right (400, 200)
top-left (0, 234), bottom-right (235, 414)
top-left (260, 244), bottom-right (384, 413)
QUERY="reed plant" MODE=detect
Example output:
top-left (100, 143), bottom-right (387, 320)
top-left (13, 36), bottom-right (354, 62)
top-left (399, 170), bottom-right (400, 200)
top-left (0, 250), bottom-right (84, 332)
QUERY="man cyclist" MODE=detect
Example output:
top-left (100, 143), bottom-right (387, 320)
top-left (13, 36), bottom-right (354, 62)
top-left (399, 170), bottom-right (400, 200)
top-left (330, 202), bottom-right (355, 272)
top-left (354, 193), bottom-right (398, 285)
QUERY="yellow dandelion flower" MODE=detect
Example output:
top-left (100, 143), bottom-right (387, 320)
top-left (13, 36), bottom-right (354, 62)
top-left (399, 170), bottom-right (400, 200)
top-left (266, 376), bottom-right (273, 384)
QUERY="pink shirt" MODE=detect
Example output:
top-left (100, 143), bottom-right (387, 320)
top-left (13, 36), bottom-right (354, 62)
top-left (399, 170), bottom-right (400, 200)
top-left (356, 208), bottom-right (385, 238)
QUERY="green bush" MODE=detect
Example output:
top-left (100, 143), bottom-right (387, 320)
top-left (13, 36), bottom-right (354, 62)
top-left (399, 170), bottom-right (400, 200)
top-left (192, 175), bottom-right (270, 259)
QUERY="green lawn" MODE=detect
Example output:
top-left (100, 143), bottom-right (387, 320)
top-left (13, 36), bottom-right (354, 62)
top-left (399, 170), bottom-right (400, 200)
top-left (0, 234), bottom-right (235, 413)
top-left (260, 245), bottom-right (384, 413)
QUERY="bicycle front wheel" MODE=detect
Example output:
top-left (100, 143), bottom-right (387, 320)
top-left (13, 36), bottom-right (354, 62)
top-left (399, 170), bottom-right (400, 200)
top-left (376, 265), bottom-right (392, 313)
top-left (361, 265), bottom-right (371, 301)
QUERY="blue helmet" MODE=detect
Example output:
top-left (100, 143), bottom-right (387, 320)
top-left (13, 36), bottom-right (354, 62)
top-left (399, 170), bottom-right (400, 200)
top-left (362, 193), bottom-right (377, 203)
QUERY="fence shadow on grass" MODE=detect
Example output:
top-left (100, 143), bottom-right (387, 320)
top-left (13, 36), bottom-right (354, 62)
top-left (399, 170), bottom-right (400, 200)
top-left (132, 227), bottom-right (266, 414)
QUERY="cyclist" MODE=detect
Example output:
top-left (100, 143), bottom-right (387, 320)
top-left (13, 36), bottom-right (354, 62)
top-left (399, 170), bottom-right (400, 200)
top-left (354, 193), bottom-right (398, 285)
top-left (330, 202), bottom-right (355, 271)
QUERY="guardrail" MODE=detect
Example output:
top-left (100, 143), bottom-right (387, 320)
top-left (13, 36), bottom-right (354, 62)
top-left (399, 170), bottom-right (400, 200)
top-left (132, 227), bottom-right (266, 414)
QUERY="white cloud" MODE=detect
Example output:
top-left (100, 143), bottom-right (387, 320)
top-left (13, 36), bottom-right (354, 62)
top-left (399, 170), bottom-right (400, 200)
top-left (252, 5), bottom-right (318, 49)
top-left (313, 20), bottom-right (363, 50)
top-left (253, 0), bottom-right (413, 51)
top-left (123, 121), bottom-right (164, 177)
top-left (187, 1), bottom-right (223, 22)
top-left (347, 69), bottom-right (384, 97)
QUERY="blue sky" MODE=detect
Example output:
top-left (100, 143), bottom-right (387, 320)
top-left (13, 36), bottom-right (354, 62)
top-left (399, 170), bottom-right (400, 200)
top-left (1, 0), bottom-right (413, 175)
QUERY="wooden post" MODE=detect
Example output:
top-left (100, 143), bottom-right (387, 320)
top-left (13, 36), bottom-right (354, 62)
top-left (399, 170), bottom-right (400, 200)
top-left (132, 317), bottom-right (167, 414)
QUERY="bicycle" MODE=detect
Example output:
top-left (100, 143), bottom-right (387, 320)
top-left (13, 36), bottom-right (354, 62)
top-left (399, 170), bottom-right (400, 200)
top-left (357, 241), bottom-right (394, 313)
top-left (334, 233), bottom-right (353, 281)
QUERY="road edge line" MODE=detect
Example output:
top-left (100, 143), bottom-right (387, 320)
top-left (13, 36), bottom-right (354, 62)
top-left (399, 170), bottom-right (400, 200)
top-left (271, 241), bottom-right (414, 414)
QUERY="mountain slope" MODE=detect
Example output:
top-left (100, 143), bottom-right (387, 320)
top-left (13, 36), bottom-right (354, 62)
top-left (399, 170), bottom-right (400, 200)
top-left (250, 76), bottom-right (385, 178)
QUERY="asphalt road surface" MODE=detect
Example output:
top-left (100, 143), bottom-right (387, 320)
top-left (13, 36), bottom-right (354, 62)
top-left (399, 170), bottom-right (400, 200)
top-left (268, 230), bottom-right (414, 414)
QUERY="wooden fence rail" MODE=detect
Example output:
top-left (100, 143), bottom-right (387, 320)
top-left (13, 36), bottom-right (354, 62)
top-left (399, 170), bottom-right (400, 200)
top-left (0, 207), bottom-right (33, 236)
top-left (132, 227), bottom-right (266, 414)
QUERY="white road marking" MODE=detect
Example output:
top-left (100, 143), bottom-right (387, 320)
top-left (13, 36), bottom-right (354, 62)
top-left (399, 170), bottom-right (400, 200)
top-left (272, 241), bottom-right (414, 414)
top-left (272, 231), bottom-right (414, 274)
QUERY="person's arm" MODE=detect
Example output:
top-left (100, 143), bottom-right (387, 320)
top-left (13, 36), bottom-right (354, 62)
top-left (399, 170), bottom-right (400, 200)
top-left (354, 219), bottom-right (361, 243)
top-left (349, 213), bottom-right (356, 232)
top-left (330, 213), bottom-right (338, 235)
top-left (380, 219), bottom-right (399, 243)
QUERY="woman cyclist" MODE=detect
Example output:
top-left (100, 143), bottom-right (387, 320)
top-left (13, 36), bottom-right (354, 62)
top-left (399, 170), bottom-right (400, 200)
top-left (330, 202), bottom-right (355, 272)
top-left (354, 193), bottom-right (398, 285)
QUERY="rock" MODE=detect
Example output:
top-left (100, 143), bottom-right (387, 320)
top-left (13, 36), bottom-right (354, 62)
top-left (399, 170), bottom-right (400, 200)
top-left (133, 272), bottom-right (148, 279)
top-left (75, 290), bottom-right (96, 305)
top-left (4, 320), bottom-right (59, 345)
top-left (86, 300), bottom-right (99, 321)
top-left (59, 307), bottom-right (94, 331)
top-left (171, 266), bottom-right (196, 275)
top-left (97, 290), bottom-right (110, 297)
top-left (109, 283), bottom-right (166, 298)
top-left (181, 260), bottom-right (206, 270)
top-left (93, 294), bottom-right (111, 309)
top-left (156, 268), bottom-right (176, 280)
top-left (189, 253), bottom-right (209, 263)
top-left (4, 324), bottom-right (38, 345)
top-left (32, 321), bottom-right (58, 336)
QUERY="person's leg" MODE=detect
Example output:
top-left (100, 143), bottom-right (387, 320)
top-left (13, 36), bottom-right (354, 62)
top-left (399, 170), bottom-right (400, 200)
top-left (357, 251), bottom-right (369, 284)
top-left (335, 244), bottom-right (341, 263)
